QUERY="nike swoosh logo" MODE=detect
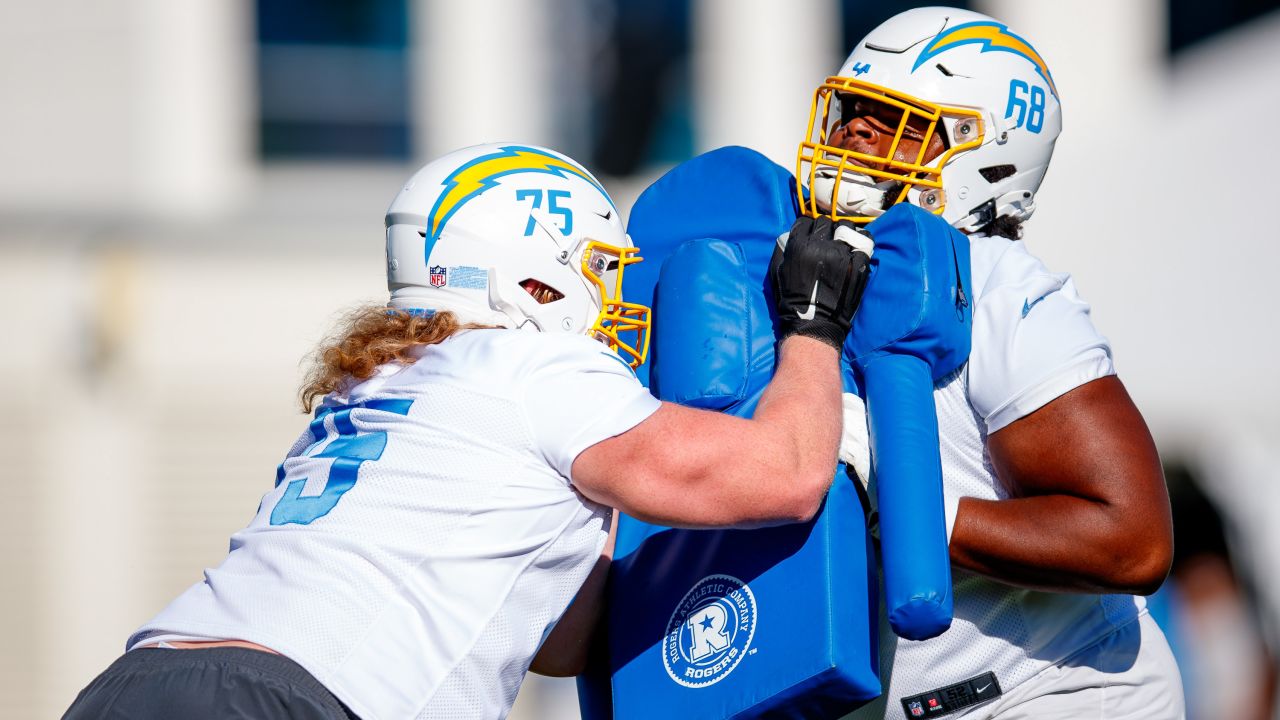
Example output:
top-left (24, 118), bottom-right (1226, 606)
top-left (594, 209), bottom-right (613, 220)
top-left (1021, 296), bottom-right (1045, 318)
top-left (797, 281), bottom-right (820, 321)
top-left (974, 683), bottom-right (992, 694)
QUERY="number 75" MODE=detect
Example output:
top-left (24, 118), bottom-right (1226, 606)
top-left (515, 189), bottom-right (574, 237)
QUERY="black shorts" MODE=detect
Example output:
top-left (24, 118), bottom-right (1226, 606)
top-left (63, 647), bottom-right (359, 720)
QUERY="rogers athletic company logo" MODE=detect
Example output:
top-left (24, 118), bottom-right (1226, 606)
top-left (662, 574), bottom-right (758, 688)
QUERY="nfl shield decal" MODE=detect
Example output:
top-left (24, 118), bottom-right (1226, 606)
top-left (428, 265), bottom-right (447, 288)
top-left (662, 574), bottom-right (757, 688)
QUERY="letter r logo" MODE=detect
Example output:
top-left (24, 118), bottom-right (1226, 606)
top-left (687, 604), bottom-right (730, 661)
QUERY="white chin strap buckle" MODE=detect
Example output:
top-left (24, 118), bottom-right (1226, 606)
top-left (995, 190), bottom-right (1036, 222)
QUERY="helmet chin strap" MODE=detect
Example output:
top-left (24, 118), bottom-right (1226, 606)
top-left (953, 190), bottom-right (1037, 233)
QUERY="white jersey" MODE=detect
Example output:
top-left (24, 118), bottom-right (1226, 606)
top-left (129, 330), bottom-right (661, 720)
top-left (847, 233), bottom-right (1144, 720)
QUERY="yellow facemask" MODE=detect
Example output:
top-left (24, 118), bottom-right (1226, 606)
top-left (581, 240), bottom-right (651, 368)
top-left (796, 76), bottom-right (985, 224)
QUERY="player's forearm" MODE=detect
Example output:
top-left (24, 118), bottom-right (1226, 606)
top-left (574, 360), bottom-right (843, 529)
top-left (750, 335), bottom-right (843, 513)
top-left (650, 335), bottom-right (843, 528)
top-left (949, 495), bottom-right (1171, 595)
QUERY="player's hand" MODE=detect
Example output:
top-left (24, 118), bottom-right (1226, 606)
top-left (769, 216), bottom-right (872, 348)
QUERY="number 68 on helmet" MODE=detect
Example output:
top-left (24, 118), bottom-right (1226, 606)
top-left (385, 143), bottom-right (651, 367)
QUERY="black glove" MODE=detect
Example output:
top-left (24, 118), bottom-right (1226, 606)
top-left (769, 216), bottom-right (872, 348)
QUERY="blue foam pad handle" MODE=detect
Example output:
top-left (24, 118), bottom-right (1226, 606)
top-left (863, 353), bottom-right (953, 640)
top-left (848, 204), bottom-right (971, 641)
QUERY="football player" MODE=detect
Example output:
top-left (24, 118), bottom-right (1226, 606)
top-left (796, 8), bottom-right (1183, 719)
top-left (63, 143), bottom-right (871, 719)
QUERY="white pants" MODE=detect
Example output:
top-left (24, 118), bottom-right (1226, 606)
top-left (976, 612), bottom-right (1185, 720)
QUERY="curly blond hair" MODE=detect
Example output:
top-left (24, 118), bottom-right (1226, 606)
top-left (299, 307), bottom-right (496, 413)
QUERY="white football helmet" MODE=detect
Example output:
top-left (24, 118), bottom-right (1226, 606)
top-left (797, 7), bottom-right (1062, 232)
top-left (385, 143), bottom-right (650, 366)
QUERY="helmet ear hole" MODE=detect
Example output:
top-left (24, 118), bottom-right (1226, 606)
top-left (979, 165), bottom-right (1017, 183)
top-left (520, 279), bottom-right (565, 305)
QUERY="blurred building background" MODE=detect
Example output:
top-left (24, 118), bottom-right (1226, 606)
top-left (1, 0), bottom-right (1278, 718)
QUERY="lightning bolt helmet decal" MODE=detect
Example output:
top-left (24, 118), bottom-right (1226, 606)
top-left (912, 21), bottom-right (1058, 98)
top-left (425, 144), bottom-right (614, 252)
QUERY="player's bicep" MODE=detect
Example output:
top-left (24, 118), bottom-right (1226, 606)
top-left (986, 375), bottom-right (1162, 505)
top-left (984, 375), bottom-right (1173, 589)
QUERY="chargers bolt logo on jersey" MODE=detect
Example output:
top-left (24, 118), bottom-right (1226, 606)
top-left (423, 144), bottom-right (614, 261)
top-left (662, 574), bottom-right (758, 688)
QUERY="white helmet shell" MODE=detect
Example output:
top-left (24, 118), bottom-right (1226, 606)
top-left (798, 7), bottom-right (1062, 231)
top-left (384, 143), bottom-right (650, 365)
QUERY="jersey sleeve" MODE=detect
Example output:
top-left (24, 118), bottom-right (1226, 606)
top-left (522, 335), bottom-right (662, 482)
top-left (968, 245), bottom-right (1115, 434)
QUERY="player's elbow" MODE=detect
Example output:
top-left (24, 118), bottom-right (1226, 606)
top-left (1118, 537), bottom-right (1173, 596)
top-left (786, 495), bottom-right (825, 525)
top-left (1103, 526), bottom-right (1173, 596)
top-left (726, 452), bottom-right (834, 526)
top-left (747, 434), bottom-right (837, 525)
top-left (710, 481), bottom-right (825, 528)
top-left (780, 471), bottom-right (831, 524)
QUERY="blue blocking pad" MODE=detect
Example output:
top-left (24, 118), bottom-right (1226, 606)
top-left (581, 147), bottom-right (882, 719)
top-left (622, 146), bottom-right (797, 390)
top-left (847, 205), bottom-right (973, 641)
top-left (607, 475), bottom-right (878, 720)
